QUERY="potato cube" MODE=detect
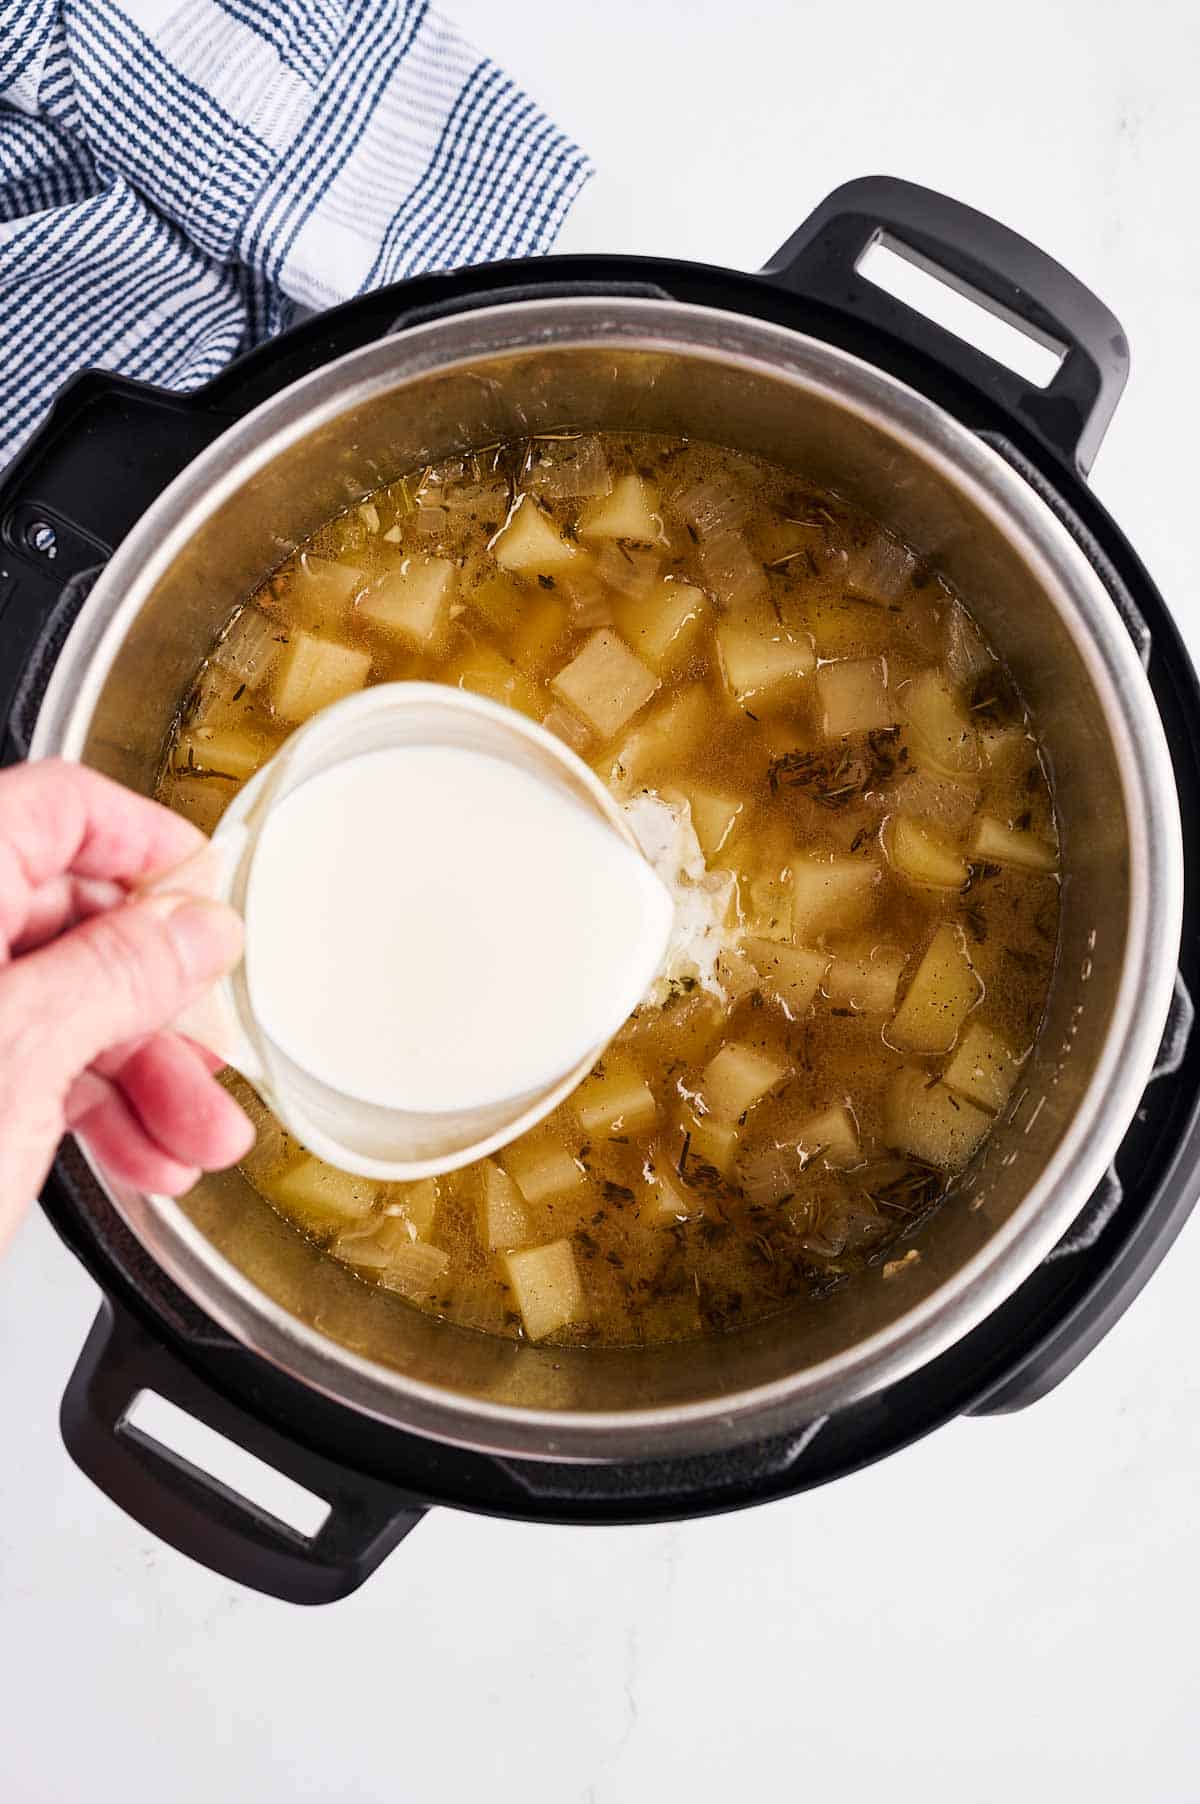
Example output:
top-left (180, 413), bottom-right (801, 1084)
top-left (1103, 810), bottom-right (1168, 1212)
top-left (358, 555), bottom-right (455, 649)
top-left (378, 1177), bottom-right (438, 1240)
top-left (701, 1042), bottom-right (790, 1121)
top-left (379, 1240), bottom-right (451, 1299)
top-left (273, 631), bottom-right (371, 722)
top-left (816, 657), bottom-right (891, 737)
top-left (480, 1161), bottom-right (531, 1250)
top-left (889, 925), bottom-right (982, 1055)
top-left (177, 725), bottom-right (264, 781)
top-left (899, 670), bottom-right (980, 776)
top-left (608, 685), bottom-right (708, 784)
top-left (969, 815), bottom-right (1058, 872)
top-left (469, 572), bottom-right (526, 633)
top-left (681, 785), bottom-right (744, 860)
top-left (743, 937), bottom-right (828, 1018)
top-left (797, 1103), bottom-right (860, 1168)
top-left (501, 1138), bottom-right (586, 1205)
top-left (679, 1109), bottom-right (740, 1177)
top-left (264, 1156), bottom-right (377, 1228)
top-left (290, 554), bottom-right (367, 624)
top-left (791, 855), bottom-right (880, 938)
top-left (824, 945), bottom-right (905, 1013)
top-left (491, 495), bottom-right (578, 573)
top-left (884, 1067), bottom-right (991, 1168)
top-left (573, 1058), bottom-right (657, 1138)
top-left (615, 579), bottom-right (708, 672)
top-left (889, 816), bottom-right (968, 890)
top-left (552, 629), bottom-right (659, 739)
top-left (639, 1160), bottom-right (696, 1225)
top-left (888, 769), bottom-right (980, 837)
top-left (503, 1239), bottom-right (585, 1340)
top-left (445, 642), bottom-right (542, 717)
top-left (509, 594), bottom-right (568, 675)
top-left (716, 620), bottom-right (815, 704)
top-left (158, 773), bottom-right (233, 836)
top-left (579, 473), bottom-right (662, 543)
top-left (944, 1022), bottom-right (1023, 1114)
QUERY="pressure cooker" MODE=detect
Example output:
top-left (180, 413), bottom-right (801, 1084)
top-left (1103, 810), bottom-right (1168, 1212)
top-left (2, 177), bottom-right (1197, 1605)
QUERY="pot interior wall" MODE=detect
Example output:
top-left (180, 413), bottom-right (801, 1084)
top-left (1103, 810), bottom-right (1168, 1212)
top-left (76, 344), bottom-right (1129, 1417)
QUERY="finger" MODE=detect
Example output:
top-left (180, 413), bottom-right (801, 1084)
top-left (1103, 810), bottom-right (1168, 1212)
top-left (70, 1077), bottom-right (201, 1196)
top-left (8, 875), bottom-right (126, 957)
top-left (4, 894), bottom-right (243, 1092)
top-left (88, 1033), bottom-right (225, 1082)
top-left (108, 1034), bottom-right (254, 1170)
top-left (0, 760), bottom-right (204, 952)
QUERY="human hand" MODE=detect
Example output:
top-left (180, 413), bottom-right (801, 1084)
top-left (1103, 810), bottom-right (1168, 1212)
top-left (0, 759), bottom-right (254, 1255)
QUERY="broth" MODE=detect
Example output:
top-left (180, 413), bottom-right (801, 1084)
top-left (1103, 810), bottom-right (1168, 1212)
top-left (158, 432), bottom-right (1059, 1348)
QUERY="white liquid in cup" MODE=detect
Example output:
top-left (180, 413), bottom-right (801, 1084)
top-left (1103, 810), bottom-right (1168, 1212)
top-left (242, 743), bottom-right (676, 1117)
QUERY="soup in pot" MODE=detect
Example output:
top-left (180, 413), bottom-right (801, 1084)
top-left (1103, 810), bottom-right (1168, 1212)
top-left (158, 432), bottom-right (1059, 1347)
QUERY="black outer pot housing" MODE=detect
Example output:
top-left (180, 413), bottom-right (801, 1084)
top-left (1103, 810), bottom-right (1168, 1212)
top-left (3, 178), bottom-right (1200, 1605)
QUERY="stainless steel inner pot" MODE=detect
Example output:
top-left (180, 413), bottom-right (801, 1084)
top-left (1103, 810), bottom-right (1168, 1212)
top-left (30, 299), bottom-right (1183, 1461)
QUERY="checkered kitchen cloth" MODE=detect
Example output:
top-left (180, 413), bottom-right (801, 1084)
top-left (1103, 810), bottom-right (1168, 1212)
top-left (0, 0), bottom-right (592, 468)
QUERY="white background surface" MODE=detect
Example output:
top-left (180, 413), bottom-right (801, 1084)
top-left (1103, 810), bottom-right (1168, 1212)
top-left (3, 1), bottom-right (1200, 1799)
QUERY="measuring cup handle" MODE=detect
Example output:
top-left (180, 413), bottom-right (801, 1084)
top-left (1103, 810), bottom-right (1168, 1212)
top-left (139, 831), bottom-right (263, 1082)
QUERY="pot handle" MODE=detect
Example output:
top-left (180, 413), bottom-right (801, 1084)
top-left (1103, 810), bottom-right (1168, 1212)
top-left (762, 176), bottom-right (1128, 476)
top-left (61, 1298), bottom-right (426, 1605)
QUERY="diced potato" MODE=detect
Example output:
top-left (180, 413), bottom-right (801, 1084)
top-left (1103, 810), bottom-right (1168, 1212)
top-left (609, 685), bottom-right (709, 783)
top-left (623, 989), bottom-right (726, 1065)
top-left (742, 873), bottom-right (793, 944)
top-left (379, 1240), bottom-right (451, 1299)
top-left (716, 620), bottom-right (815, 704)
top-left (264, 1156), bottom-right (377, 1228)
top-left (445, 642), bottom-right (542, 717)
top-left (480, 1161), bottom-right (531, 1250)
top-left (791, 855), bottom-right (880, 938)
top-left (970, 815), bottom-right (1058, 872)
top-left (551, 629), bottom-right (660, 739)
top-left (639, 1158), bottom-right (695, 1224)
top-left (816, 657), bottom-right (892, 737)
top-left (679, 1109), bottom-right (740, 1177)
top-left (944, 1022), bottom-right (1024, 1114)
top-left (290, 554), bottom-right (367, 623)
top-left (491, 495), bottom-right (578, 573)
top-left (797, 1103), bottom-right (860, 1168)
top-left (889, 925), bottom-right (982, 1055)
top-left (579, 473), bottom-right (662, 543)
top-left (888, 768), bottom-right (980, 837)
top-left (273, 631), bottom-right (371, 722)
top-left (573, 1058), bottom-right (657, 1138)
top-left (542, 703), bottom-right (592, 754)
top-left (615, 579), bottom-right (708, 672)
top-left (211, 604), bottom-right (280, 692)
top-left (682, 784), bottom-right (743, 860)
top-left (889, 816), bottom-right (968, 890)
top-left (743, 937), bottom-right (828, 1018)
top-left (884, 1067), bottom-right (991, 1169)
top-left (177, 725), bottom-right (264, 781)
top-left (715, 940), bottom-right (763, 1003)
top-left (469, 572), bottom-right (526, 633)
top-left (509, 594), bottom-right (568, 675)
top-left (824, 945), bottom-right (905, 1013)
top-left (358, 555), bottom-right (455, 650)
top-left (701, 1042), bottom-right (790, 1121)
top-left (899, 670), bottom-right (980, 776)
top-left (503, 1239), bottom-right (585, 1340)
top-left (501, 1138), bottom-right (587, 1205)
top-left (378, 1177), bottom-right (438, 1239)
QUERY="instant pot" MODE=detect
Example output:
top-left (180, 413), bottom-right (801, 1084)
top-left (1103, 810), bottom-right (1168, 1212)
top-left (2, 178), bottom-right (1198, 1605)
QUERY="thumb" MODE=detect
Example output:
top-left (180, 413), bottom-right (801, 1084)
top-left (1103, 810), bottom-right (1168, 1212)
top-left (7, 895), bottom-right (243, 1088)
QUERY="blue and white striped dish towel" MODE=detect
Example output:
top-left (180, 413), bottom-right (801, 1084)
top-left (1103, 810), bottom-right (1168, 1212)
top-left (0, 0), bottom-right (592, 469)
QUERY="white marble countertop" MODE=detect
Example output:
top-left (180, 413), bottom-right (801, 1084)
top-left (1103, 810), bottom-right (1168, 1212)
top-left (3, 2), bottom-right (1200, 1799)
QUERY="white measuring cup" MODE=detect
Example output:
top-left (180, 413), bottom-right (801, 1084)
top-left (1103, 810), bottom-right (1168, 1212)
top-left (152, 684), bottom-right (674, 1181)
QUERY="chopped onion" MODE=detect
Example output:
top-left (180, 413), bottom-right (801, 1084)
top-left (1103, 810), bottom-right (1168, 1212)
top-left (558, 563), bottom-right (616, 627)
top-left (738, 1142), bottom-right (804, 1206)
top-left (357, 502), bottom-right (381, 533)
top-left (670, 478), bottom-right (750, 539)
top-left (697, 531), bottom-right (768, 611)
top-left (845, 534), bottom-right (916, 601)
top-left (378, 1241), bottom-right (450, 1298)
top-left (526, 433), bottom-right (611, 501)
top-left (595, 541), bottom-right (660, 602)
top-left (542, 704), bottom-right (593, 753)
top-left (211, 604), bottom-right (280, 689)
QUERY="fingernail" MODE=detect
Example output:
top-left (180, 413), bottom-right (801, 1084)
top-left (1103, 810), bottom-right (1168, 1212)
top-left (144, 894), bottom-right (244, 982)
